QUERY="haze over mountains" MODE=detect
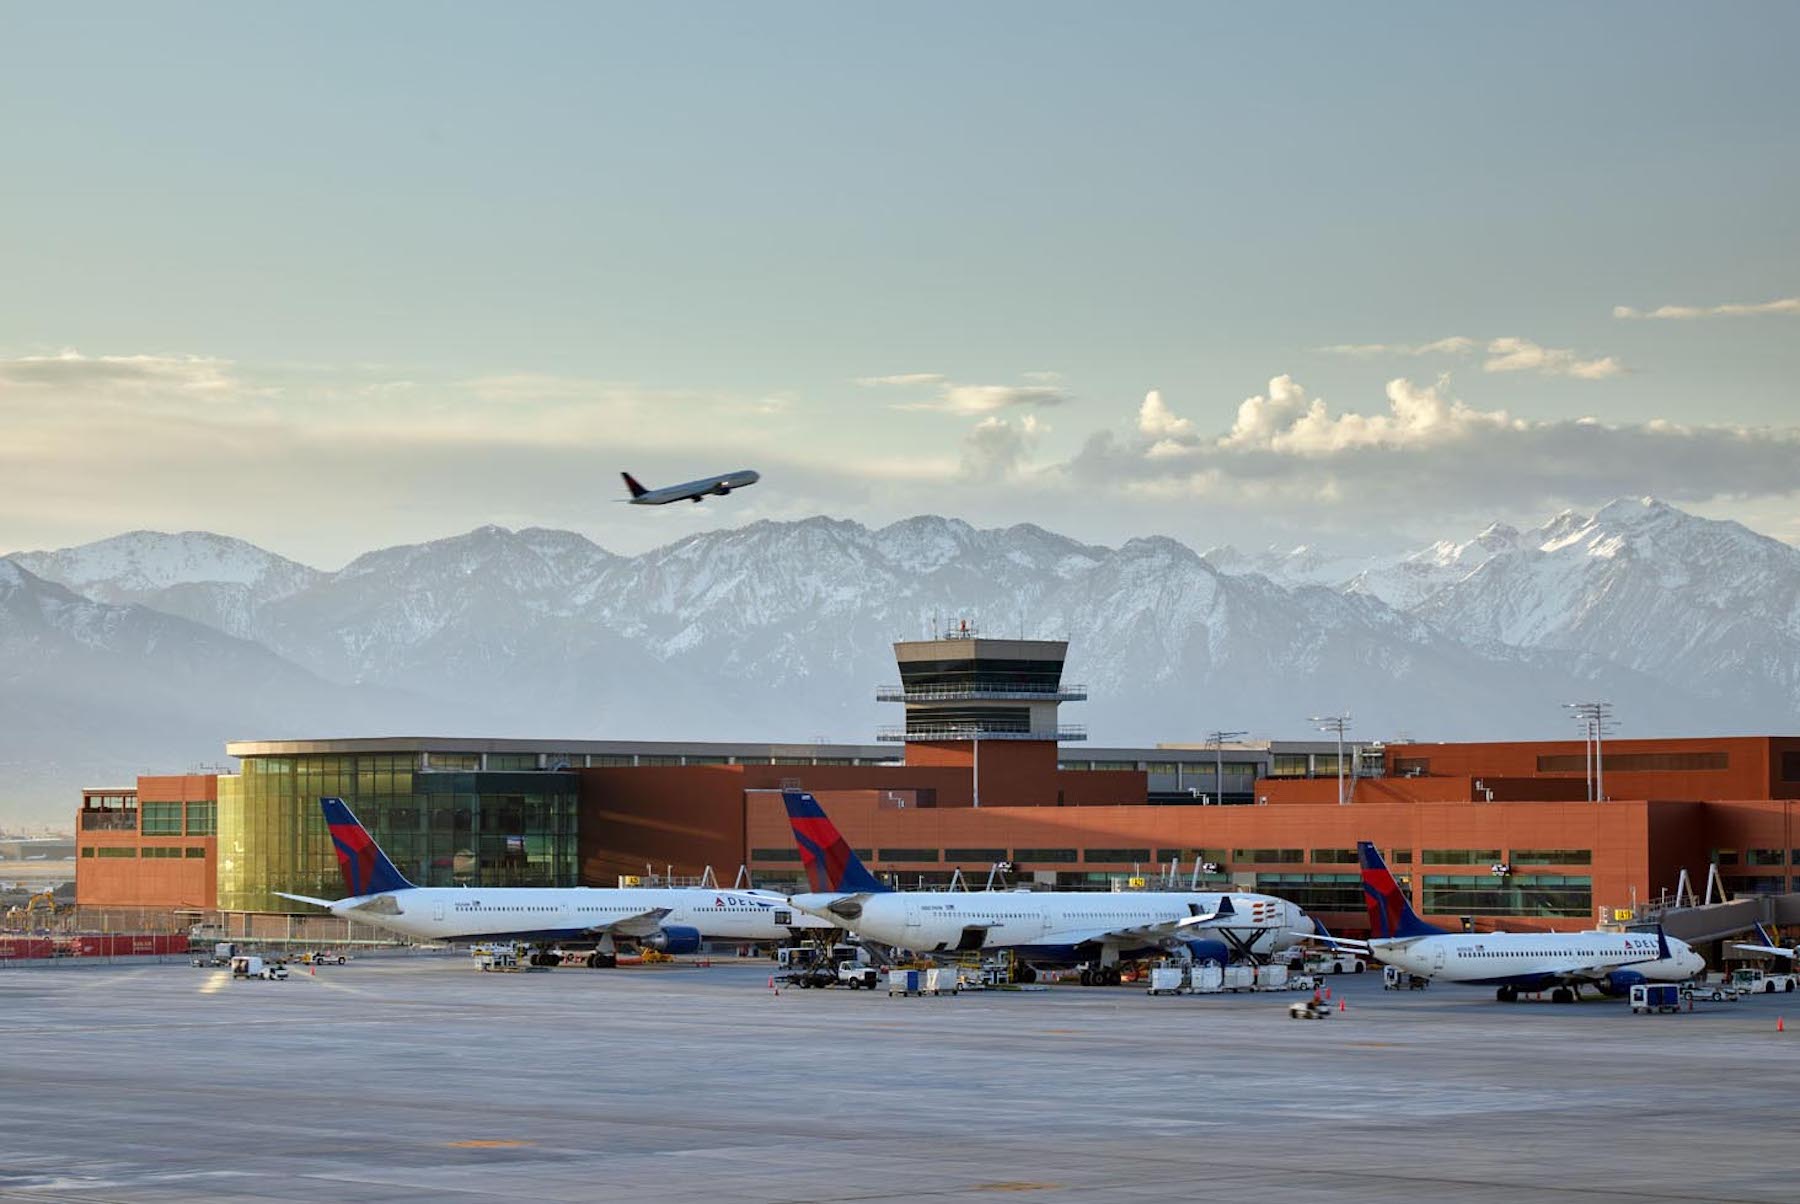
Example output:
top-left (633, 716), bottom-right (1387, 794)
top-left (5, 497), bottom-right (1797, 825)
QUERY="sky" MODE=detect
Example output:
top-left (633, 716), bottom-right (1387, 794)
top-left (2, 2), bottom-right (1797, 567)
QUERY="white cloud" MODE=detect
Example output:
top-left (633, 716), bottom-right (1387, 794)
top-left (1614, 298), bottom-right (1800, 320)
top-left (854, 372), bottom-right (945, 387)
top-left (1482, 337), bottom-right (1624, 380)
top-left (897, 381), bottom-right (1071, 416)
top-left (0, 350), bottom-right (242, 396)
top-left (1070, 374), bottom-right (1800, 518)
top-left (959, 414), bottom-right (1045, 481)
top-left (1318, 336), bottom-right (1477, 357)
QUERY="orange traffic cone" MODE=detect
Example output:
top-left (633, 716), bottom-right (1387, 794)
top-left (1778, 1016), bottom-right (1785, 1033)
top-left (309, 964), bottom-right (315, 976)
top-left (1339, 998), bottom-right (1347, 1012)
top-left (1323, 986), bottom-right (1332, 1000)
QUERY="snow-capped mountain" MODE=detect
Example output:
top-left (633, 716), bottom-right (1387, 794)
top-left (1411, 498), bottom-right (1800, 719)
top-left (4, 498), bottom-right (1796, 825)
top-left (11, 530), bottom-right (322, 642)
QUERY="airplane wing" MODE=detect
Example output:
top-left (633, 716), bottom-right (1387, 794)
top-left (589, 907), bottom-right (673, 938)
top-left (1731, 943), bottom-right (1797, 959)
top-left (1063, 900), bottom-right (1237, 949)
top-left (274, 891), bottom-right (339, 910)
top-left (1290, 930), bottom-right (1373, 952)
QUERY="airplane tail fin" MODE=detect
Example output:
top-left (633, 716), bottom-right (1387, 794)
top-left (621, 472), bottom-right (649, 499)
top-left (320, 797), bottom-right (415, 896)
top-left (1754, 921), bottom-right (1780, 948)
top-left (1358, 841), bottom-right (1444, 939)
top-left (782, 791), bottom-right (889, 894)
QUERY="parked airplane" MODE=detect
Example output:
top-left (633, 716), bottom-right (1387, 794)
top-left (1299, 841), bottom-right (1704, 1002)
top-left (277, 798), bottom-right (830, 963)
top-left (621, 469), bottom-right (760, 505)
top-left (1732, 922), bottom-right (1798, 960)
top-left (779, 791), bottom-right (1310, 983)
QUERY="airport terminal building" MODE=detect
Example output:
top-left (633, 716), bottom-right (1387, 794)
top-left (72, 633), bottom-right (1800, 936)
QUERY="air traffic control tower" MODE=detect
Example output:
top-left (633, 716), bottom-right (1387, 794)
top-left (876, 622), bottom-right (1086, 806)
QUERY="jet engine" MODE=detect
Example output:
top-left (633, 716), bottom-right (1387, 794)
top-left (1600, 968), bottom-right (1647, 997)
top-left (641, 925), bottom-right (702, 955)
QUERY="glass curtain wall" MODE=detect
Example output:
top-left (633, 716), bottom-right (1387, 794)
top-left (217, 754), bottom-right (578, 912)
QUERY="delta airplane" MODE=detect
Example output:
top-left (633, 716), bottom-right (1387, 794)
top-left (779, 791), bottom-right (1310, 984)
top-left (1300, 842), bottom-right (1704, 1002)
top-left (278, 798), bottom-right (831, 963)
top-left (621, 469), bottom-right (760, 505)
top-left (1732, 923), bottom-right (1798, 960)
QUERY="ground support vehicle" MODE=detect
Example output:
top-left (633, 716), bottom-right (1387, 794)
top-left (229, 956), bottom-right (287, 980)
top-left (1383, 965), bottom-right (1430, 990)
top-left (1681, 980), bottom-right (1741, 1003)
top-left (1288, 998), bottom-right (1331, 1019)
top-left (1306, 952), bottom-right (1367, 975)
top-left (1631, 984), bottom-right (1682, 1014)
top-left (476, 948), bottom-right (519, 972)
top-left (1730, 968), bottom-right (1798, 994)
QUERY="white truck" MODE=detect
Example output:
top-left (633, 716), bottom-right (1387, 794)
top-left (1383, 965), bottom-right (1430, 990)
top-left (229, 955), bottom-right (288, 980)
top-left (1306, 952), bottom-right (1368, 975)
top-left (1730, 968), bottom-right (1798, 994)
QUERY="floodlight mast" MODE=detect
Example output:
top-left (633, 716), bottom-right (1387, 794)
top-left (1562, 701), bottom-right (1615, 801)
top-left (1308, 713), bottom-right (1352, 805)
top-left (1205, 729), bottom-right (1247, 805)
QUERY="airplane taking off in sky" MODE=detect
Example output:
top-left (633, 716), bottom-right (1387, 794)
top-left (621, 468), bottom-right (760, 505)
top-left (1300, 842), bottom-right (1704, 1002)
top-left (1732, 923), bottom-right (1798, 960)
top-left (779, 791), bottom-right (1310, 983)
top-left (277, 798), bottom-right (830, 962)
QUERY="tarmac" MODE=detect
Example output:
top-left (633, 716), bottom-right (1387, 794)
top-left (2, 955), bottom-right (1798, 1202)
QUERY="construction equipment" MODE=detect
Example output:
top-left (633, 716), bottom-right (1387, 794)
top-left (3, 891), bottom-right (58, 927)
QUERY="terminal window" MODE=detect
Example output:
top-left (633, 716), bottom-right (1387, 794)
top-left (1509, 849), bottom-right (1591, 865)
top-left (486, 754), bottom-right (540, 771)
top-left (750, 848), bottom-right (801, 862)
top-left (1083, 848), bottom-right (1151, 864)
top-left (1255, 873), bottom-right (1362, 911)
top-left (944, 848), bottom-right (1007, 863)
top-left (185, 847), bottom-right (207, 858)
top-left (1745, 849), bottom-right (1785, 866)
top-left (1268, 756), bottom-right (1309, 778)
top-left (1311, 848), bottom-right (1358, 864)
top-left (96, 847), bottom-right (136, 858)
top-left (1423, 873), bottom-right (1591, 917)
top-left (1014, 849), bottom-right (1077, 863)
top-left (1535, 750), bottom-right (1727, 774)
top-left (1422, 848), bottom-right (1502, 865)
top-left (878, 849), bottom-right (940, 862)
top-left (184, 801), bottom-right (217, 836)
top-left (139, 803), bottom-right (183, 835)
top-left (1232, 848), bottom-right (1304, 864)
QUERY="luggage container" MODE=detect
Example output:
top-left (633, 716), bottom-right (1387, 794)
top-left (1258, 964), bottom-right (1289, 990)
top-left (1630, 983), bottom-right (1681, 1014)
top-left (1221, 964), bottom-right (1256, 992)
top-left (924, 967), bottom-right (960, 995)
top-left (888, 968), bottom-right (922, 996)
top-left (1189, 963), bottom-right (1224, 993)
top-left (1146, 966), bottom-right (1187, 996)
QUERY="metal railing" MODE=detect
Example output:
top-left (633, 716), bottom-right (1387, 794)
top-left (874, 724), bottom-right (1088, 742)
top-left (875, 683), bottom-right (1088, 702)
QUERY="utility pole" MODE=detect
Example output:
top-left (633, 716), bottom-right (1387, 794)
top-left (1205, 729), bottom-right (1247, 805)
top-left (1309, 713), bottom-right (1353, 805)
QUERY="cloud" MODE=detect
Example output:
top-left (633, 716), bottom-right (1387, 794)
top-left (1070, 374), bottom-right (1800, 517)
top-left (1318, 337), bottom-right (1477, 358)
top-left (897, 381), bottom-right (1071, 416)
top-left (959, 414), bottom-right (1044, 481)
top-left (0, 350), bottom-right (242, 396)
top-left (854, 372), bottom-right (945, 387)
top-left (1481, 337), bottom-right (1624, 380)
top-left (1614, 298), bottom-right (1800, 320)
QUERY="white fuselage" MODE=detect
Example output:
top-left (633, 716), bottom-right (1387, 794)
top-left (1371, 929), bottom-right (1704, 986)
top-left (631, 470), bottom-right (760, 504)
top-left (328, 886), bottom-right (831, 944)
top-left (794, 889), bottom-right (1307, 962)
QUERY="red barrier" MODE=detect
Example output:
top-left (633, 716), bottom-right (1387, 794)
top-left (0, 939), bottom-right (54, 960)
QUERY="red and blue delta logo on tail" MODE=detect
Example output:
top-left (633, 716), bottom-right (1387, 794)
top-left (781, 791), bottom-right (888, 894)
top-left (321, 797), bottom-right (415, 897)
top-left (1357, 841), bottom-right (1443, 940)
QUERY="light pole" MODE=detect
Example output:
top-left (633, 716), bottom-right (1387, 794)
top-left (1309, 713), bottom-right (1353, 805)
top-left (1205, 729), bottom-right (1247, 805)
top-left (1563, 702), bottom-right (1615, 801)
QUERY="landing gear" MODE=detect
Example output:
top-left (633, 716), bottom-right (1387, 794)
top-left (1496, 986), bottom-right (1518, 1002)
top-left (1552, 986), bottom-right (1576, 1004)
top-left (584, 952), bottom-right (617, 969)
top-left (1080, 965), bottom-right (1121, 986)
top-left (1017, 965), bottom-right (1037, 985)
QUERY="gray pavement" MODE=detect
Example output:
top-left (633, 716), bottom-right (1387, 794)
top-left (2, 956), bottom-right (1798, 1202)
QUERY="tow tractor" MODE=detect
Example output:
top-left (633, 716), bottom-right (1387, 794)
top-left (1730, 968), bottom-right (1798, 994)
top-left (1383, 965), bottom-right (1429, 990)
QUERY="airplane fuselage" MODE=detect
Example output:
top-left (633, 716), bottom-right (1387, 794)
top-left (1370, 929), bottom-right (1703, 991)
top-left (794, 889), bottom-right (1307, 965)
top-left (327, 885), bottom-right (830, 944)
top-left (629, 469), bottom-right (761, 505)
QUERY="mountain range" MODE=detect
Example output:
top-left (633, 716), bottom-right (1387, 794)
top-left (5, 496), bottom-right (1797, 825)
